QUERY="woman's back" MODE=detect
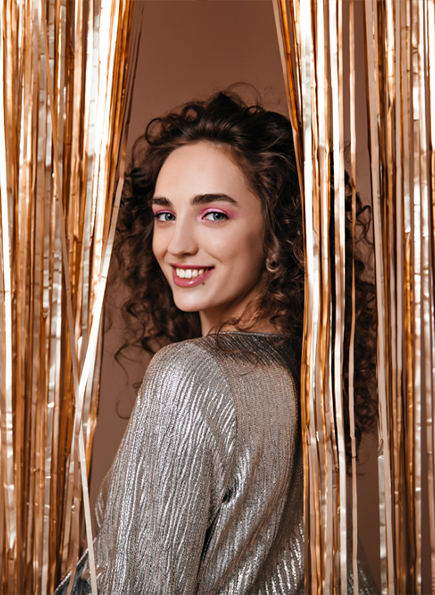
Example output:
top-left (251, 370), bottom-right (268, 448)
top-left (93, 332), bottom-right (304, 594)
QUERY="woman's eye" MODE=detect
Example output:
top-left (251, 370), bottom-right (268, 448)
top-left (203, 211), bottom-right (228, 222)
top-left (154, 211), bottom-right (175, 222)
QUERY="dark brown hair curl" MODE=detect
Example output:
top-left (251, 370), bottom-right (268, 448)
top-left (115, 91), bottom-right (377, 463)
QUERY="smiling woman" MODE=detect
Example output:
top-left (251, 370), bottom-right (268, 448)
top-left (55, 91), bottom-right (378, 594)
top-left (116, 92), bottom-right (310, 361)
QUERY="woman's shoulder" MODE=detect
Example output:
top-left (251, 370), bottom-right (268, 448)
top-left (136, 336), bottom-right (237, 429)
top-left (138, 331), bottom-right (296, 415)
top-left (145, 335), bottom-right (224, 381)
top-left (149, 331), bottom-right (289, 367)
top-left (142, 332), bottom-right (296, 408)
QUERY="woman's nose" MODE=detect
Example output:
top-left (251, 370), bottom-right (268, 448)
top-left (167, 219), bottom-right (198, 256)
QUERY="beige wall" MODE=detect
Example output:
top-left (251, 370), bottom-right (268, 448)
top-left (91, 0), bottom-right (382, 589)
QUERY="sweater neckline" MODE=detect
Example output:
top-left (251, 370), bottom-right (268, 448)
top-left (207, 330), bottom-right (284, 338)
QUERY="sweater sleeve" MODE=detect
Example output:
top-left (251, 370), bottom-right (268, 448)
top-left (93, 341), bottom-right (236, 595)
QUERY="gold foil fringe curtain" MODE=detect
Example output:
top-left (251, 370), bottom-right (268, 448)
top-left (0, 1), bottom-right (137, 593)
top-left (274, 1), bottom-right (435, 594)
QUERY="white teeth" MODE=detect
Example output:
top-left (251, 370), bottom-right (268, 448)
top-left (175, 267), bottom-right (207, 279)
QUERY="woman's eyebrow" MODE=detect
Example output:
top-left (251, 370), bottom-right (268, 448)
top-left (151, 196), bottom-right (172, 207)
top-left (191, 193), bottom-right (238, 206)
top-left (152, 194), bottom-right (238, 207)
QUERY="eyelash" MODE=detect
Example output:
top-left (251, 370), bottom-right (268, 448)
top-left (154, 211), bottom-right (175, 222)
top-left (153, 210), bottom-right (229, 222)
top-left (202, 210), bottom-right (229, 222)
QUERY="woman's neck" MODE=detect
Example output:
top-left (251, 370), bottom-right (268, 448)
top-left (200, 315), bottom-right (278, 336)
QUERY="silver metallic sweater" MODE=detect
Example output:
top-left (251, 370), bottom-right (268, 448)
top-left (56, 332), bottom-right (374, 594)
top-left (95, 332), bottom-right (304, 593)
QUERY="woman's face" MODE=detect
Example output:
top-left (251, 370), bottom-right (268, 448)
top-left (152, 141), bottom-right (267, 335)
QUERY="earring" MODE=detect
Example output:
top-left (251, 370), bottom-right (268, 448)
top-left (266, 254), bottom-right (278, 273)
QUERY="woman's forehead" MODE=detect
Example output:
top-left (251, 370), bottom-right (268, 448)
top-left (154, 142), bottom-right (258, 204)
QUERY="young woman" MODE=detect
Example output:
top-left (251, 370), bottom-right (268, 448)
top-left (57, 91), bottom-right (377, 594)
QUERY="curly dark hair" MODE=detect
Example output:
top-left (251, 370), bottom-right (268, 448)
top-left (115, 90), bottom-right (377, 462)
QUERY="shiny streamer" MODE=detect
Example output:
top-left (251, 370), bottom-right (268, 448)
top-left (0, 1), bottom-right (136, 593)
top-left (348, 0), bottom-right (359, 591)
top-left (274, 1), bottom-right (349, 592)
top-left (274, 0), bottom-right (435, 593)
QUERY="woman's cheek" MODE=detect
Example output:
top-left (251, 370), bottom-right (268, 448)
top-left (201, 231), bottom-right (234, 255)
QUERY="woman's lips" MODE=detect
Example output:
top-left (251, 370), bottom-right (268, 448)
top-left (171, 265), bottom-right (214, 287)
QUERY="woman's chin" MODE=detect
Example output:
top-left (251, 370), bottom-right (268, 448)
top-left (173, 299), bottom-right (202, 315)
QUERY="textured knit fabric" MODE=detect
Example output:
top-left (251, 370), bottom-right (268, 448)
top-left (55, 332), bottom-right (375, 594)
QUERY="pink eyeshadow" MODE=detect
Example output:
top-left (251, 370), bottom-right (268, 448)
top-left (199, 207), bottom-right (240, 219)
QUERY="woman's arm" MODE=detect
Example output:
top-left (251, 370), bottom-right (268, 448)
top-left (93, 341), bottom-right (236, 595)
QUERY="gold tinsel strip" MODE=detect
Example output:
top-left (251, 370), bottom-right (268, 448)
top-left (426, 2), bottom-right (435, 589)
top-left (363, 5), bottom-right (390, 593)
top-left (272, 1), bottom-right (304, 192)
top-left (410, 2), bottom-right (423, 589)
top-left (299, 1), bottom-right (320, 590)
top-left (0, 10), bottom-right (16, 593)
top-left (274, 0), bottom-right (435, 593)
top-left (274, 1), bottom-right (350, 592)
top-left (328, 2), bottom-right (348, 590)
top-left (313, 1), bottom-right (333, 591)
top-left (0, 1), bottom-right (136, 593)
top-left (392, 2), bottom-right (406, 592)
top-left (348, 1), bottom-right (359, 591)
top-left (400, 1), bottom-right (414, 592)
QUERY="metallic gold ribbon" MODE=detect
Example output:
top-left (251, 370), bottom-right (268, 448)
top-left (299, 1), bottom-right (323, 589)
top-left (410, 3), bottom-right (422, 592)
top-left (273, 0), bottom-right (435, 592)
top-left (328, 2), bottom-right (348, 590)
top-left (400, 1), bottom-right (415, 592)
top-left (272, 0), bottom-right (304, 193)
top-left (0, 1), bottom-right (136, 592)
top-left (0, 4), bottom-right (17, 592)
top-left (363, 3), bottom-right (395, 592)
top-left (426, 2), bottom-right (435, 589)
top-left (274, 1), bottom-right (351, 591)
top-left (348, 1), bottom-right (359, 592)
